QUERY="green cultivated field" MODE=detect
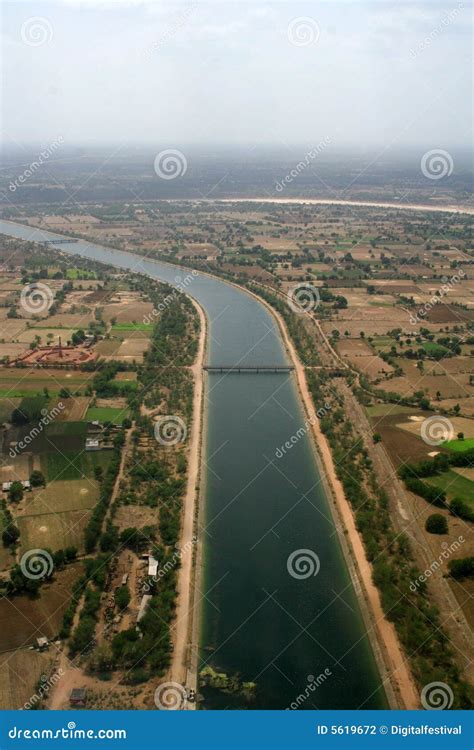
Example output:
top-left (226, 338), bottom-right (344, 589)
top-left (427, 470), bottom-right (474, 505)
top-left (111, 322), bottom-right (153, 332)
top-left (86, 406), bottom-right (130, 424)
top-left (445, 438), bottom-right (474, 452)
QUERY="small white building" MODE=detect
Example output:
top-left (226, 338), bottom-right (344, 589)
top-left (85, 438), bottom-right (100, 451)
top-left (148, 556), bottom-right (159, 577)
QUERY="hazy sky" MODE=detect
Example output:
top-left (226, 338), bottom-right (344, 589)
top-left (1, 0), bottom-right (472, 149)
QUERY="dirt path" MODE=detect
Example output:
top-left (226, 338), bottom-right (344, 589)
top-left (243, 286), bottom-right (420, 710)
top-left (168, 297), bottom-right (206, 700)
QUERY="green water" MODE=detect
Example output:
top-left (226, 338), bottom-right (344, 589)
top-left (0, 220), bottom-right (387, 709)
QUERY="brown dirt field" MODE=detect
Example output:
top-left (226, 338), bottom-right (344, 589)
top-left (18, 509), bottom-right (90, 554)
top-left (0, 563), bottom-right (82, 651)
top-left (426, 304), bottom-right (474, 324)
top-left (368, 412), bottom-right (439, 466)
top-left (114, 371), bottom-right (137, 382)
top-left (439, 397), bottom-right (474, 416)
top-left (18, 328), bottom-right (78, 344)
top-left (0, 320), bottom-right (28, 341)
top-left (54, 396), bottom-right (90, 421)
top-left (102, 301), bottom-right (154, 323)
top-left (95, 339), bottom-right (121, 356)
top-left (39, 314), bottom-right (93, 328)
top-left (20, 479), bottom-right (100, 517)
top-left (114, 505), bottom-right (158, 530)
top-left (0, 343), bottom-right (27, 359)
top-left (405, 491), bottom-right (473, 627)
top-left (114, 338), bottom-right (149, 361)
top-left (0, 650), bottom-right (55, 709)
top-left (397, 415), bottom-right (474, 440)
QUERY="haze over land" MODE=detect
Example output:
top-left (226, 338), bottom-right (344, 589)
top-left (2, 0), bottom-right (472, 149)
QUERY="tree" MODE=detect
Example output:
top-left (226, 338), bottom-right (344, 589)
top-left (457, 432), bottom-right (464, 441)
top-left (9, 481), bottom-right (23, 503)
top-left (2, 524), bottom-right (20, 547)
top-left (30, 470), bottom-right (45, 487)
top-left (115, 585), bottom-right (131, 611)
top-left (448, 557), bottom-right (474, 580)
top-left (373, 433), bottom-right (382, 444)
top-left (425, 514), bottom-right (448, 535)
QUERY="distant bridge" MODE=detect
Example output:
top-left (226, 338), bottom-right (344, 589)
top-left (203, 364), bottom-right (294, 374)
top-left (42, 239), bottom-right (78, 245)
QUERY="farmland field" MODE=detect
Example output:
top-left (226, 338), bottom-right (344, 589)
top-left (18, 508), bottom-right (91, 553)
top-left (427, 470), bottom-right (474, 505)
top-left (85, 406), bottom-right (130, 424)
top-left (0, 650), bottom-right (54, 710)
top-left (0, 563), bottom-right (82, 651)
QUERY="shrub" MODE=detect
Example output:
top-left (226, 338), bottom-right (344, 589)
top-left (425, 514), bottom-right (448, 534)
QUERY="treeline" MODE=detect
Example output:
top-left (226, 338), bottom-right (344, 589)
top-left (305, 370), bottom-right (473, 708)
top-left (248, 283), bottom-right (320, 366)
top-left (84, 431), bottom-right (125, 553)
top-left (399, 451), bottom-right (474, 522)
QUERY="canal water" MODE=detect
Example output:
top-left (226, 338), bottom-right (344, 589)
top-left (0, 220), bottom-right (386, 709)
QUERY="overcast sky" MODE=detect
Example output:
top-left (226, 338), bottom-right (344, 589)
top-left (1, 0), bottom-right (472, 150)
